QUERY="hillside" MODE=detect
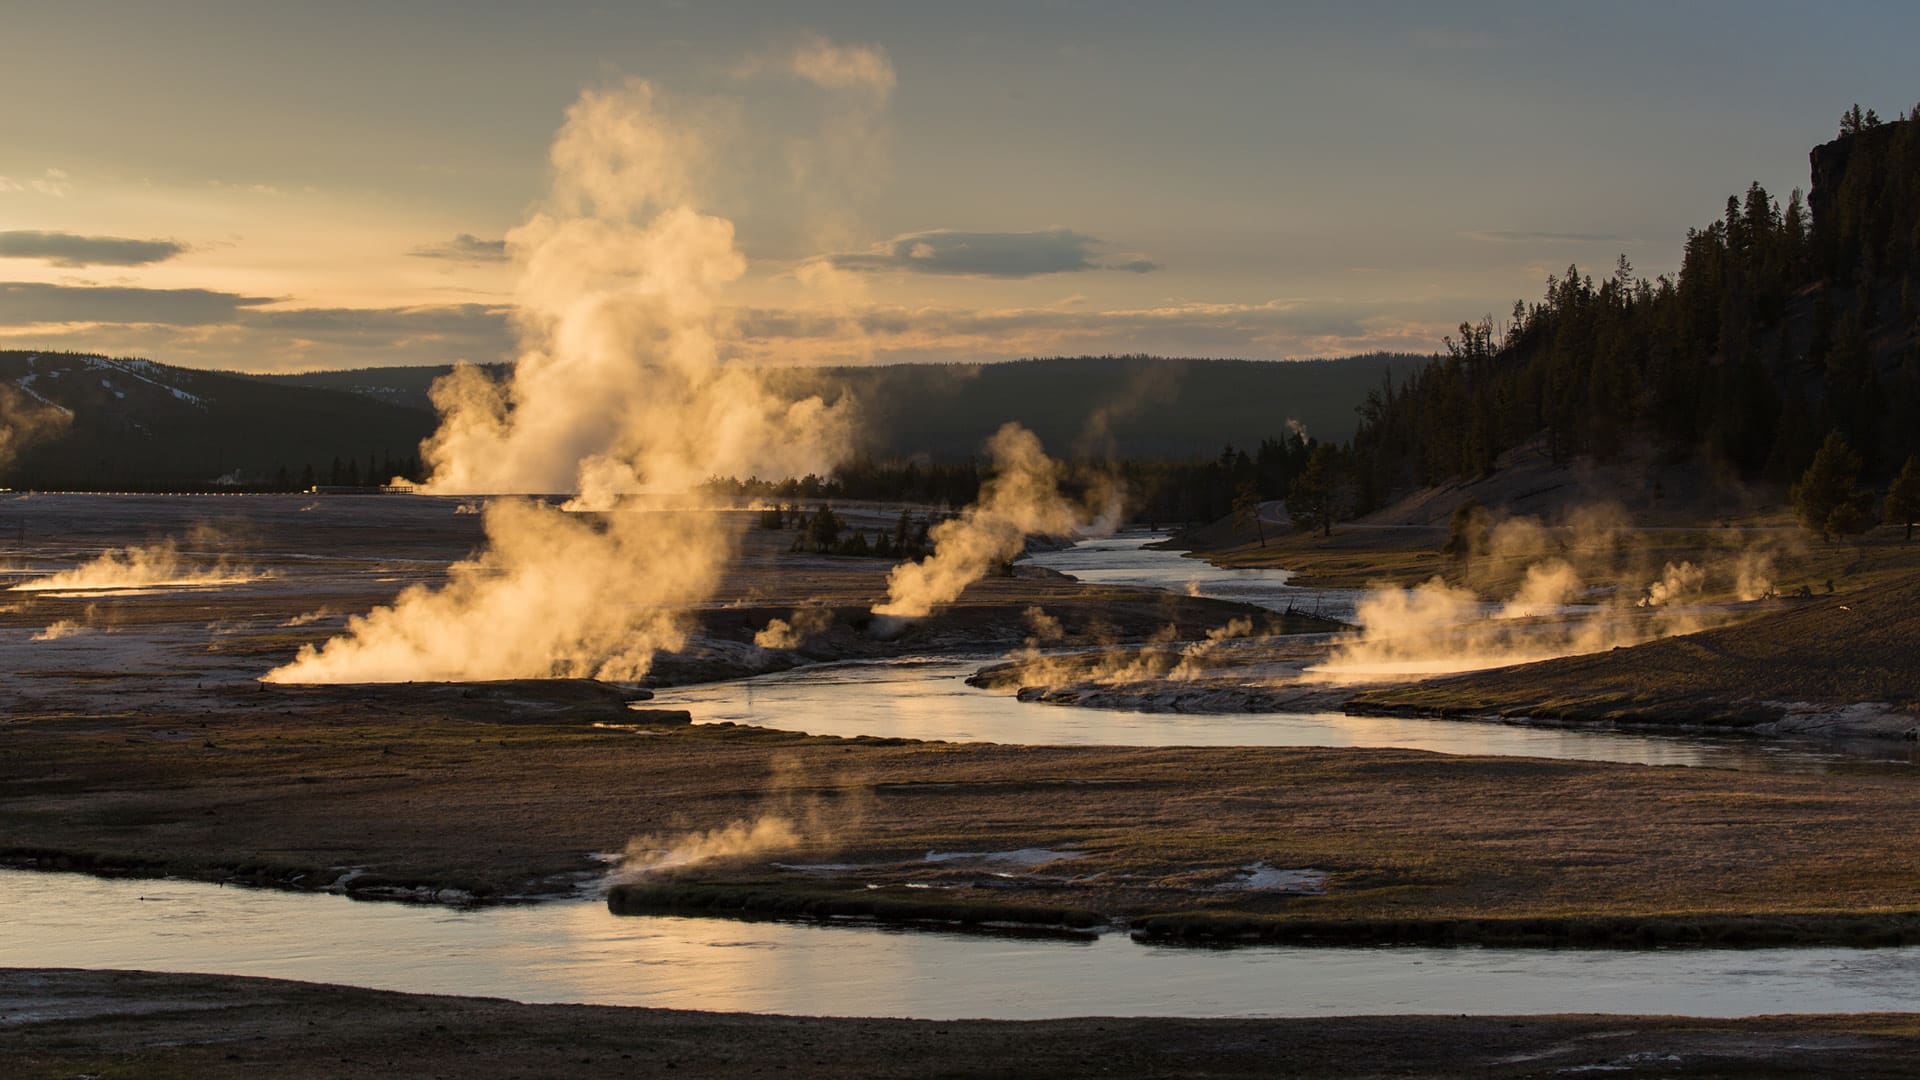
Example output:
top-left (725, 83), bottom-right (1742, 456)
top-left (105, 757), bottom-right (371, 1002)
top-left (1, 352), bottom-right (1410, 490)
top-left (264, 354), bottom-right (1414, 461)
top-left (0, 351), bottom-right (436, 489)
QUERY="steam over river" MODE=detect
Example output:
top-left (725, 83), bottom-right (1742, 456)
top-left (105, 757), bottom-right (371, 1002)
top-left (668, 534), bottom-right (1889, 774)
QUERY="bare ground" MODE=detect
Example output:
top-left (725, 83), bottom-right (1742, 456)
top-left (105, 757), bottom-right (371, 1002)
top-left (6, 969), bottom-right (1920, 1078)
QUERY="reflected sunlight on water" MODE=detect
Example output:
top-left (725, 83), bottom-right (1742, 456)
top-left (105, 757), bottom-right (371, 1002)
top-left (5, 870), bottom-right (1918, 1019)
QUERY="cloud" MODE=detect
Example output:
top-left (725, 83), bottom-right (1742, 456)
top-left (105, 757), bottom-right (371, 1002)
top-left (789, 34), bottom-right (896, 95)
top-left (243, 303), bottom-right (510, 349)
top-left (1465, 228), bottom-right (1635, 245)
top-left (0, 169), bottom-right (73, 197)
top-left (0, 282), bottom-right (272, 326)
top-left (0, 283), bottom-right (512, 371)
top-left (0, 230), bottom-right (187, 268)
top-left (733, 296), bottom-right (1456, 364)
top-left (828, 228), bottom-right (1159, 278)
top-left (407, 233), bottom-right (509, 263)
top-left (739, 33), bottom-right (896, 97)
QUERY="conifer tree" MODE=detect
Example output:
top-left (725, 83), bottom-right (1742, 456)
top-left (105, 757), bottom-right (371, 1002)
top-left (1792, 432), bottom-right (1869, 539)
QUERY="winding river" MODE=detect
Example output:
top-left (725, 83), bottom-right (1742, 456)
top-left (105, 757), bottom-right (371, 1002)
top-left (11, 526), bottom-right (1916, 1019)
top-left (666, 533), bottom-right (1902, 774)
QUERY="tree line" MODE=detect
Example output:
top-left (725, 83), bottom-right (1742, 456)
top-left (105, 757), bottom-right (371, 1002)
top-left (1295, 105), bottom-right (1920, 535)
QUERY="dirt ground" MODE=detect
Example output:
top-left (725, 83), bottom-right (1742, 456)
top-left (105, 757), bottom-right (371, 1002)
top-left (6, 969), bottom-right (1920, 1079)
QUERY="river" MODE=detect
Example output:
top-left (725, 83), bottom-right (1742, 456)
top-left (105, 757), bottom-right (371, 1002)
top-left (5, 870), bottom-right (1917, 1020)
top-left (8, 521), bottom-right (1913, 1019)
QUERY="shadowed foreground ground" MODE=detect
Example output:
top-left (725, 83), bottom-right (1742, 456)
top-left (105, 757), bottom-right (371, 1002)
top-left (6, 969), bottom-right (1920, 1079)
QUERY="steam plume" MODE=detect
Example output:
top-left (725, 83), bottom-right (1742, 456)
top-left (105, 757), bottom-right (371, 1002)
top-left (0, 385), bottom-right (72, 473)
top-left (269, 62), bottom-right (885, 683)
top-left (616, 758), bottom-right (867, 881)
top-left (10, 539), bottom-right (259, 593)
top-left (872, 424), bottom-right (1111, 625)
top-left (754, 607), bottom-right (833, 650)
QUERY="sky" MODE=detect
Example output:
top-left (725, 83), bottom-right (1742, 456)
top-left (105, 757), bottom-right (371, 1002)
top-left (0, 1), bottom-right (1916, 373)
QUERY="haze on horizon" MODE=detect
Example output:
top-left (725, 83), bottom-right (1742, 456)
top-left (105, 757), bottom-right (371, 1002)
top-left (1, 0), bottom-right (1915, 373)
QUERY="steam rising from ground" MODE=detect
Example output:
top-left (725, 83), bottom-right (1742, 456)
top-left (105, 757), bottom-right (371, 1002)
top-left (616, 758), bottom-right (866, 881)
top-left (9, 539), bottom-right (260, 594)
top-left (754, 607), bottom-right (833, 650)
top-left (991, 609), bottom-right (1261, 690)
top-left (268, 502), bottom-right (726, 682)
top-left (872, 424), bottom-right (1115, 626)
top-left (1309, 507), bottom-right (1785, 680)
top-left (269, 61), bottom-right (883, 683)
top-left (0, 385), bottom-right (71, 473)
top-left (621, 816), bottom-right (802, 878)
top-left (31, 618), bottom-right (86, 641)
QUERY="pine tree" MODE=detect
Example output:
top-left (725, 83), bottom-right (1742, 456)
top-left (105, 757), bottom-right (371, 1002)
top-left (1792, 432), bottom-right (1868, 539)
top-left (1285, 445), bottom-right (1346, 538)
top-left (807, 505), bottom-right (842, 553)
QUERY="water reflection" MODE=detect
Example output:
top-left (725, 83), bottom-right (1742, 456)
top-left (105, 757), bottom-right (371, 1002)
top-left (5, 870), bottom-right (1918, 1019)
top-left (665, 659), bottom-right (1863, 772)
top-left (1025, 532), bottom-right (1362, 622)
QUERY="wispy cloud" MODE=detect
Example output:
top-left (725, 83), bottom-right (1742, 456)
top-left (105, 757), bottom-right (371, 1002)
top-left (0, 282), bottom-right (1446, 372)
top-left (0, 169), bottom-right (73, 197)
top-left (827, 228), bottom-right (1160, 278)
top-left (1464, 228), bottom-right (1636, 245)
top-left (407, 233), bottom-right (509, 263)
top-left (733, 296), bottom-right (1453, 364)
top-left (737, 33), bottom-right (896, 97)
top-left (0, 282), bottom-right (271, 326)
top-left (0, 230), bottom-right (187, 268)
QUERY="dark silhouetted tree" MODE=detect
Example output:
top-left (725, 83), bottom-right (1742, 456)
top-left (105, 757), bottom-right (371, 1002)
top-left (1286, 445), bottom-right (1347, 537)
top-left (1792, 432), bottom-right (1869, 539)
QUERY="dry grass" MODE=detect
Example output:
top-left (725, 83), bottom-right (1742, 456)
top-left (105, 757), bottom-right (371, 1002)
top-left (6, 694), bottom-right (1920, 943)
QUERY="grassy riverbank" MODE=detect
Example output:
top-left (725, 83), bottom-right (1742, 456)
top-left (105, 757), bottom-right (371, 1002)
top-left (6, 691), bottom-right (1920, 945)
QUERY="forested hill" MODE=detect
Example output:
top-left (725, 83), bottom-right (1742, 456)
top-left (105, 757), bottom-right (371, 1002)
top-left (1, 353), bottom-right (1414, 490)
top-left (263, 354), bottom-right (1416, 461)
top-left (1347, 106), bottom-right (1920, 514)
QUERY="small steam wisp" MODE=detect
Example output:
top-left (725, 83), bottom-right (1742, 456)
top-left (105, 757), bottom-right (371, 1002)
top-left (10, 539), bottom-right (261, 594)
top-left (614, 758), bottom-right (867, 882)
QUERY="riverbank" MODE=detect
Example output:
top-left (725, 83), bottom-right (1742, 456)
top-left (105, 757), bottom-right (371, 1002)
top-left (1349, 575), bottom-right (1920, 742)
top-left (7, 690), bottom-right (1920, 945)
top-left (8, 969), bottom-right (1920, 1078)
